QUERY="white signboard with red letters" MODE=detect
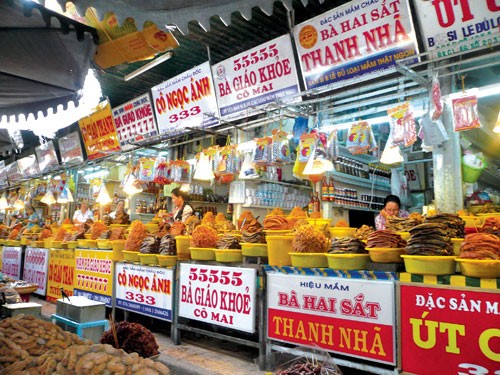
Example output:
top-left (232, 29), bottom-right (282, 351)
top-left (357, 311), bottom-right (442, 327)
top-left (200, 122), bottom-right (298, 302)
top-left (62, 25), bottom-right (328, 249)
top-left (115, 263), bottom-right (173, 321)
top-left (151, 61), bottom-right (219, 137)
top-left (212, 34), bottom-right (301, 121)
top-left (414, 0), bottom-right (500, 58)
top-left (2, 246), bottom-right (23, 280)
top-left (112, 94), bottom-right (158, 151)
top-left (293, 0), bottom-right (418, 90)
top-left (23, 247), bottom-right (50, 296)
top-left (179, 263), bottom-right (257, 333)
top-left (267, 273), bottom-right (396, 365)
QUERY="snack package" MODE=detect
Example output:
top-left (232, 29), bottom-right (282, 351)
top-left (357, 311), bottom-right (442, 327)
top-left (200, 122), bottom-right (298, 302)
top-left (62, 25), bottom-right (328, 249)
top-left (346, 121), bottom-right (377, 154)
top-left (452, 92), bottom-right (481, 132)
top-left (153, 157), bottom-right (171, 185)
top-left (271, 130), bottom-right (291, 164)
top-left (239, 152), bottom-right (259, 179)
top-left (293, 133), bottom-right (317, 180)
top-left (326, 129), bottom-right (339, 161)
top-left (402, 110), bottom-right (417, 147)
top-left (387, 103), bottom-right (410, 146)
top-left (138, 158), bottom-right (156, 182)
top-left (215, 145), bottom-right (239, 183)
top-left (431, 74), bottom-right (443, 120)
top-left (203, 146), bottom-right (219, 172)
top-left (170, 160), bottom-right (191, 183)
top-left (253, 137), bottom-right (273, 165)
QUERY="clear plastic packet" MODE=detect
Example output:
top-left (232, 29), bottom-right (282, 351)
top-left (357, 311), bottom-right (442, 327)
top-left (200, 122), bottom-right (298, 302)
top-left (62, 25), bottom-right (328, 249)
top-left (346, 121), bottom-right (377, 155)
top-left (153, 157), bottom-right (171, 185)
top-left (271, 130), bottom-right (291, 164)
top-left (431, 75), bottom-right (443, 121)
top-left (138, 158), bottom-right (156, 182)
top-left (239, 152), bottom-right (259, 179)
top-left (387, 102), bottom-right (410, 146)
top-left (293, 133), bottom-right (317, 179)
top-left (204, 146), bottom-right (219, 172)
top-left (253, 137), bottom-right (273, 165)
top-left (452, 92), bottom-right (481, 132)
top-left (402, 111), bottom-right (417, 147)
top-left (215, 145), bottom-right (239, 184)
top-left (327, 129), bottom-right (339, 161)
top-left (170, 160), bottom-right (191, 183)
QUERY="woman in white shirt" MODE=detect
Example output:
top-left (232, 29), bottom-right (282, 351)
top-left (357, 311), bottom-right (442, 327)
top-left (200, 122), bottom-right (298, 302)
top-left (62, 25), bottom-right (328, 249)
top-left (171, 188), bottom-right (194, 223)
top-left (73, 202), bottom-right (94, 224)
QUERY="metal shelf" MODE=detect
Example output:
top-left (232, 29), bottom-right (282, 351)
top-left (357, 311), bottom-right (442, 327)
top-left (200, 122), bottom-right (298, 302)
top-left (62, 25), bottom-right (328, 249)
top-left (331, 170), bottom-right (390, 191)
top-left (191, 201), bottom-right (228, 205)
top-left (243, 179), bottom-right (312, 190)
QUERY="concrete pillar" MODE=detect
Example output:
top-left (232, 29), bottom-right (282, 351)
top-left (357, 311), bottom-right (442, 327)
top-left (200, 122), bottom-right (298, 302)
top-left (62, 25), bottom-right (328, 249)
top-left (432, 77), bottom-right (464, 212)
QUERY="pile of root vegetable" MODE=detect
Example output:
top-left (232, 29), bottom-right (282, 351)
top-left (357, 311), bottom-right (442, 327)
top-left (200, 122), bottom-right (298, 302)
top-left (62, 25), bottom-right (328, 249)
top-left (0, 315), bottom-right (169, 374)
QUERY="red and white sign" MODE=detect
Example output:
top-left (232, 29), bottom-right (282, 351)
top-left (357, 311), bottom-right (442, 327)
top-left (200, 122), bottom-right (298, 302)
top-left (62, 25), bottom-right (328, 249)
top-left (35, 141), bottom-right (59, 173)
top-left (17, 155), bottom-right (40, 177)
top-left (293, 0), bottom-right (418, 90)
top-left (179, 263), bottom-right (257, 333)
top-left (267, 273), bottom-right (396, 365)
top-left (414, 0), bottom-right (500, 58)
top-left (5, 161), bottom-right (22, 183)
top-left (152, 62), bottom-right (219, 137)
top-left (23, 247), bottom-right (49, 296)
top-left (112, 94), bottom-right (158, 151)
top-left (401, 284), bottom-right (500, 375)
top-left (212, 34), bottom-right (301, 121)
top-left (2, 246), bottom-right (23, 280)
top-left (115, 263), bottom-right (173, 321)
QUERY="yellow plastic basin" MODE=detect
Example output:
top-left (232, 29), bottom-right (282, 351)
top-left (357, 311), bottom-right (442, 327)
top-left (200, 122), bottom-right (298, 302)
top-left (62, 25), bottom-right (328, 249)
top-left (290, 253), bottom-right (327, 268)
top-left (266, 235), bottom-right (293, 266)
top-left (456, 259), bottom-right (500, 278)
top-left (329, 227), bottom-right (357, 238)
top-left (366, 247), bottom-right (405, 263)
top-left (401, 255), bottom-right (456, 275)
top-left (326, 253), bottom-right (370, 270)
top-left (189, 247), bottom-right (215, 261)
top-left (241, 243), bottom-right (268, 257)
top-left (176, 235), bottom-right (191, 260)
top-left (157, 255), bottom-right (178, 267)
top-left (139, 253), bottom-right (158, 266)
top-left (215, 249), bottom-right (243, 263)
top-left (123, 250), bottom-right (140, 262)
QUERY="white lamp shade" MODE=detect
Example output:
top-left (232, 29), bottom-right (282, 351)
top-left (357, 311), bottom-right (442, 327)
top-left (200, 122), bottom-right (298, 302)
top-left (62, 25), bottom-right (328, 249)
top-left (193, 152), bottom-right (215, 181)
top-left (13, 199), bottom-right (25, 210)
top-left (380, 145), bottom-right (404, 165)
top-left (57, 185), bottom-right (74, 203)
top-left (96, 184), bottom-right (112, 205)
top-left (302, 155), bottom-right (334, 175)
top-left (41, 190), bottom-right (56, 205)
top-left (0, 193), bottom-right (8, 210)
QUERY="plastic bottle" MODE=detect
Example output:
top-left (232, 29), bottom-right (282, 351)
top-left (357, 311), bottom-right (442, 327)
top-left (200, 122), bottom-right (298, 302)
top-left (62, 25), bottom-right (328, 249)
top-left (313, 192), bottom-right (321, 214)
top-left (321, 178), bottom-right (329, 202)
top-left (328, 177), bottom-right (335, 202)
top-left (308, 193), bottom-right (314, 216)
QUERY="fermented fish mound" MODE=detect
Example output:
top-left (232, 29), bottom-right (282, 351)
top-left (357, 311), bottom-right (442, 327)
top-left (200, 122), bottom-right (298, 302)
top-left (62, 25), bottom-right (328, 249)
top-left (459, 233), bottom-right (500, 260)
top-left (406, 223), bottom-right (453, 256)
top-left (366, 230), bottom-right (407, 248)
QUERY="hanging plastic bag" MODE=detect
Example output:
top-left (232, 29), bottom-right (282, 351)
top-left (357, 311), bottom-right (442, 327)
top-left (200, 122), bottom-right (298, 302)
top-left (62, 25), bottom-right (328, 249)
top-left (346, 121), bottom-right (378, 155)
top-left (326, 129), bottom-right (339, 161)
top-left (138, 158), bottom-right (156, 182)
top-left (391, 168), bottom-right (411, 206)
top-left (271, 130), bottom-right (291, 164)
top-left (452, 91), bottom-right (481, 132)
top-left (380, 133), bottom-right (404, 165)
top-left (204, 145), bottom-right (219, 172)
top-left (403, 110), bottom-right (417, 147)
top-left (171, 160), bottom-right (191, 183)
top-left (239, 152), bottom-right (259, 179)
top-left (431, 75), bottom-right (443, 120)
top-left (420, 113), bottom-right (449, 146)
top-left (293, 133), bottom-right (317, 179)
top-left (387, 103), bottom-right (409, 146)
top-left (153, 157), bottom-right (171, 185)
top-left (253, 137), bottom-right (273, 165)
top-left (216, 145), bottom-right (238, 184)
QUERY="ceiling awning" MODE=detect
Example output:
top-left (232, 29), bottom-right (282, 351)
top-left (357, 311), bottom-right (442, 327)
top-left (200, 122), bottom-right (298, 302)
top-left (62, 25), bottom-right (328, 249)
top-left (55, 0), bottom-right (302, 34)
top-left (0, 0), bottom-right (98, 121)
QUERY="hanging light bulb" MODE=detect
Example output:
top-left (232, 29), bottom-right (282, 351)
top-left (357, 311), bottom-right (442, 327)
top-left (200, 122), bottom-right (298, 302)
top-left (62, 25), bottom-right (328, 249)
top-left (57, 185), bottom-right (74, 203)
top-left (13, 199), bottom-right (25, 210)
top-left (96, 183), bottom-right (112, 205)
top-left (41, 190), bottom-right (56, 205)
top-left (123, 174), bottom-right (142, 196)
top-left (193, 152), bottom-right (215, 181)
top-left (0, 193), bottom-right (8, 210)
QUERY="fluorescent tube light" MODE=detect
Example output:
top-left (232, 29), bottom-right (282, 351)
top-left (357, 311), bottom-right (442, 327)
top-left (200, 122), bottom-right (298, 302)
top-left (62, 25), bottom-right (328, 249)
top-left (124, 52), bottom-right (173, 81)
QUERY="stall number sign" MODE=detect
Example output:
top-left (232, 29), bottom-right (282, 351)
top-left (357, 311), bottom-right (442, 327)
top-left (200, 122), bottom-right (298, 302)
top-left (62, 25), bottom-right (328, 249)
top-left (267, 273), bottom-right (396, 365)
top-left (414, 0), bottom-right (500, 58)
top-left (112, 93), bottom-right (158, 151)
top-left (23, 247), bottom-right (50, 296)
top-left (152, 61), bottom-right (219, 137)
top-left (212, 34), bottom-right (301, 121)
top-left (115, 263), bottom-right (173, 321)
top-left (2, 246), bottom-right (23, 280)
top-left (293, 0), bottom-right (418, 90)
top-left (400, 283), bottom-right (500, 375)
top-left (179, 263), bottom-right (257, 333)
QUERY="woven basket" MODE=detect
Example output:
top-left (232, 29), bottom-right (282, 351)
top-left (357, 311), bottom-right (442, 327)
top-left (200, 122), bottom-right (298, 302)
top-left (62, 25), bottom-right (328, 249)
top-left (14, 284), bottom-right (38, 294)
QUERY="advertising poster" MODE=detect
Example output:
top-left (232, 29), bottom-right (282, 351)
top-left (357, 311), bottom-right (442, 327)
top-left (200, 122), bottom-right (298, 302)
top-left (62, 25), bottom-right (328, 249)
top-left (179, 263), bottom-right (257, 333)
top-left (78, 101), bottom-right (121, 160)
top-left (267, 273), bottom-right (396, 365)
top-left (35, 141), bottom-right (59, 173)
top-left (23, 247), bottom-right (50, 296)
top-left (17, 155), bottom-right (40, 177)
top-left (414, 0), bottom-right (500, 58)
top-left (293, 0), bottom-right (418, 90)
top-left (112, 93), bottom-right (158, 151)
top-left (58, 131), bottom-right (85, 165)
top-left (115, 263), bottom-right (173, 321)
top-left (400, 283), bottom-right (500, 375)
top-left (73, 250), bottom-right (114, 306)
top-left (152, 61), bottom-right (219, 136)
top-left (1, 246), bottom-right (23, 280)
top-left (212, 34), bottom-right (301, 121)
top-left (46, 249), bottom-right (75, 302)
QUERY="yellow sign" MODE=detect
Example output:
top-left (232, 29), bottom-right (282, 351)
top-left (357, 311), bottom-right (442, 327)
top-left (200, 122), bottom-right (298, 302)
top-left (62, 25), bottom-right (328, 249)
top-left (78, 102), bottom-right (121, 160)
top-left (73, 249), bottom-right (114, 306)
top-left (86, 11), bottom-right (179, 69)
top-left (46, 249), bottom-right (75, 302)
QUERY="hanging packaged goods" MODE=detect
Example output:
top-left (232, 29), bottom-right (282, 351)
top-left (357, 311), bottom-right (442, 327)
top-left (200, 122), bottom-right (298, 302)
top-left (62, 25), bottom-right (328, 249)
top-left (212, 34), bottom-right (301, 121)
top-left (152, 62), bottom-right (219, 137)
top-left (111, 93), bottom-right (159, 151)
top-left (293, 0), bottom-right (419, 90)
top-left (78, 101), bottom-right (121, 160)
top-left (58, 131), bottom-right (85, 165)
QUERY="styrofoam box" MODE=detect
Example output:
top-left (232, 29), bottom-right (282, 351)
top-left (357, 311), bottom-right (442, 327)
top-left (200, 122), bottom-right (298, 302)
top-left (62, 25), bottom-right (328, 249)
top-left (2, 303), bottom-right (42, 318)
top-left (56, 296), bottom-right (106, 323)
